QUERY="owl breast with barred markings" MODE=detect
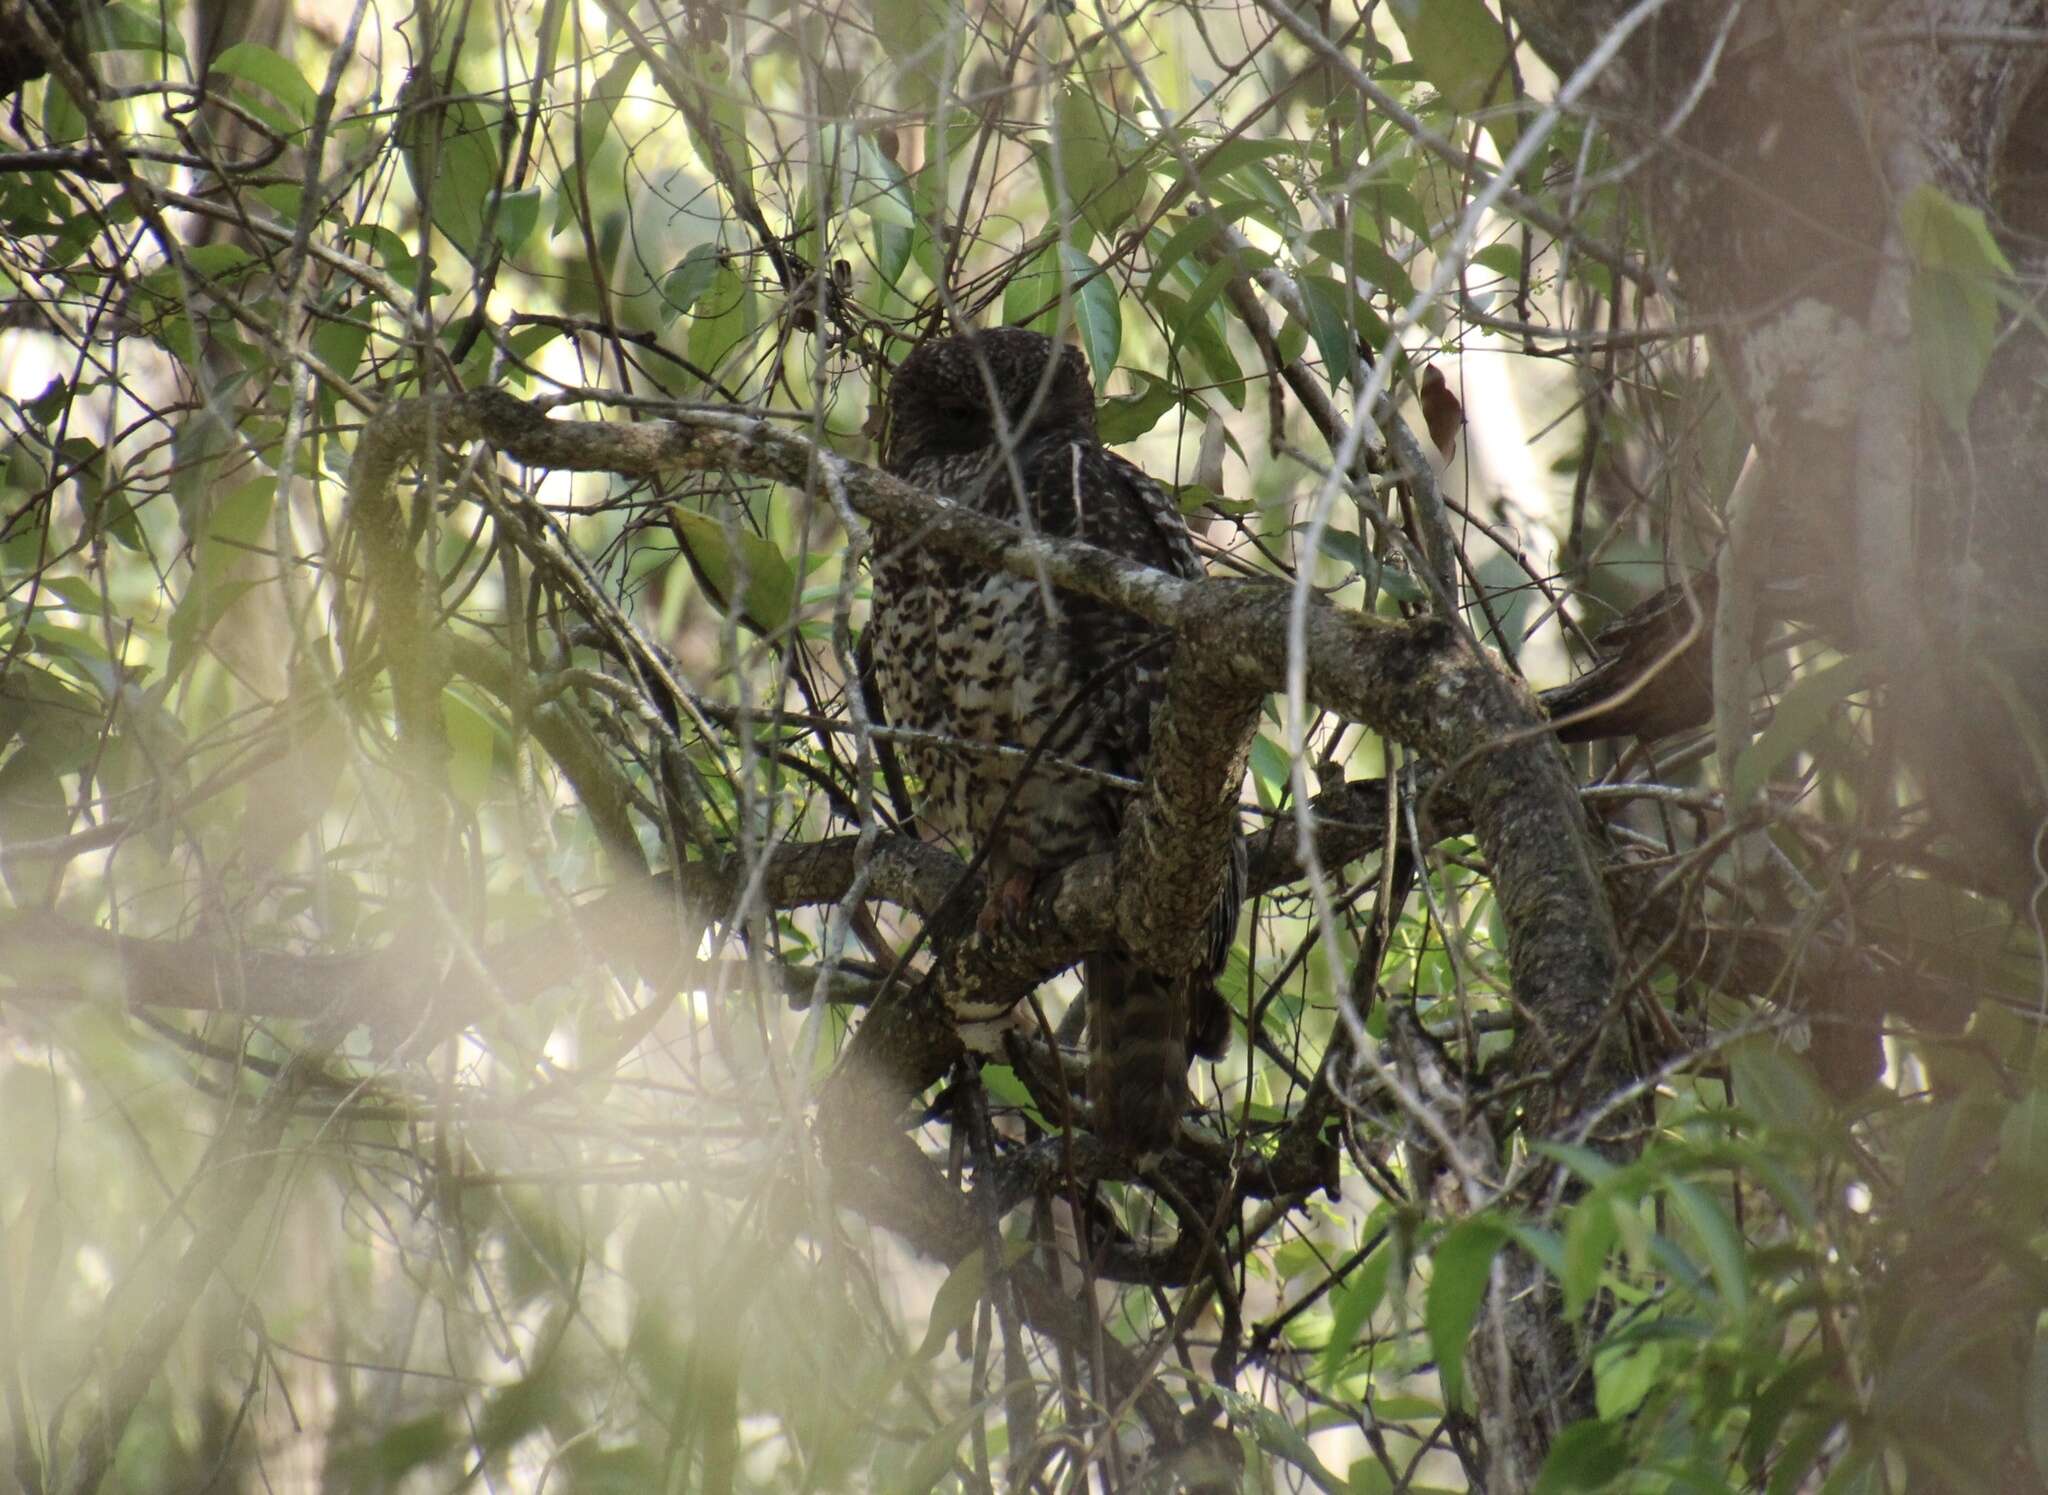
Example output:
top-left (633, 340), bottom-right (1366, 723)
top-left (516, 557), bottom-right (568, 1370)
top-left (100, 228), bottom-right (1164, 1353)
top-left (868, 327), bottom-right (1241, 1155)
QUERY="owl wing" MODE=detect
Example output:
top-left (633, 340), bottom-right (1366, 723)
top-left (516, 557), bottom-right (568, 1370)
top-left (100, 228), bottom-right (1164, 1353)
top-left (1103, 451), bottom-right (1207, 582)
top-left (991, 439), bottom-right (1205, 579)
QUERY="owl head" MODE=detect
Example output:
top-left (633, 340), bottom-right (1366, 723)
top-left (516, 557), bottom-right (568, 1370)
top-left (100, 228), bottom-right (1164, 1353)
top-left (881, 328), bottom-right (1097, 475)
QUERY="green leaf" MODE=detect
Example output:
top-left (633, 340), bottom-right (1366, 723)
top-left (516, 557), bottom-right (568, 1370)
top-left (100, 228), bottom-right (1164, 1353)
top-left (1562, 1187), bottom-right (1622, 1316)
top-left (872, 0), bottom-right (956, 105)
top-left (505, 322), bottom-right (559, 370)
top-left (1900, 185), bottom-right (2012, 432)
top-left (1146, 202), bottom-right (1276, 292)
top-left (1175, 247), bottom-right (1266, 334)
top-left (668, 507), bottom-right (794, 636)
top-left (41, 81), bottom-right (85, 146)
top-left (1767, 1414), bottom-right (1840, 1495)
top-left (1348, 1455), bottom-right (1394, 1495)
top-left (0, 663), bottom-right (106, 774)
top-left (1742, 1356), bottom-right (1840, 1476)
top-left (683, 263), bottom-right (755, 394)
top-left (680, 45), bottom-right (754, 189)
top-left (1098, 370), bottom-right (1179, 443)
top-left (1228, 1394), bottom-right (1350, 1494)
top-left (442, 690), bottom-right (498, 808)
top-left (1532, 1419), bottom-right (1628, 1494)
top-left (864, 150), bottom-right (918, 296)
top-left (1147, 288), bottom-right (1245, 408)
top-left (577, 50), bottom-right (641, 169)
top-left (344, 223), bottom-right (422, 288)
top-left (189, 243), bottom-right (261, 281)
top-left (1003, 241), bottom-right (1061, 331)
top-left (209, 42), bottom-right (316, 127)
top-left (167, 477), bottom-right (276, 682)
top-left (1305, 228), bottom-right (1417, 304)
top-left (1003, 245), bottom-right (1121, 381)
top-left (1472, 241), bottom-right (1523, 281)
top-left (660, 245), bottom-right (723, 326)
top-left (1901, 182), bottom-right (2015, 282)
top-left (1912, 269), bottom-right (1995, 434)
top-left (556, 52), bottom-right (643, 238)
top-left (914, 1242), bottom-right (1027, 1360)
top-left (356, 1413), bottom-right (451, 1479)
top-left (796, 127), bottom-right (859, 268)
top-left (1052, 82), bottom-right (1147, 238)
top-left (921, 102), bottom-right (981, 182)
top-left (135, 244), bottom-right (258, 337)
top-left (1192, 139), bottom-right (1303, 218)
top-left (857, 137), bottom-right (915, 228)
top-left (1317, 1244), bottom-right (1393, 1389)
top-left (1729, 1038), bottom-right (1826, 1133)
top-left (493, 185), bottom-right (542, 255)
top-left (1664, 1175), bottom-right (1747, 1313)
top-left (398, 78), bottom-right (505, 265)
top-left (1389, 0), bottom-right (1519, 153)
top-left (0, 758), bottom-right (70, 903)
top-left (1316, 528), bottom-right (1427, 603)
top-left (311, 301), bottom-right (373, 383)
top-left (869, 215), bottom-right (916, 296)
top-left (1357, 180), bottom-right (1432, 241)
top-left (1066, 246), bottom-right (1121, 381)
top-left (1248, 733), bottom-right (1291, 810)
top-left (897, 1406), bottom-right (982, 1490)
top-left (1362, 1395), bottom-right (1439, 1423)
top-left (86, 1), bottom-right (185, 56)
top-left (1426, 1217), bottom-right (1507, 1409)
top-left (1594, 1340), bottom-right (1660, 1420)
top-left (1296, 274), bottom-right (1356, 388)
top-left (1731, 654), bottom-right (1872, 804)
top-left (558, 1444), bottom-right (662, 1494)
top-left (475, 1373), bottom-right (554, 1452)
top-left (977, 1064), bottom-right (1044, 1126)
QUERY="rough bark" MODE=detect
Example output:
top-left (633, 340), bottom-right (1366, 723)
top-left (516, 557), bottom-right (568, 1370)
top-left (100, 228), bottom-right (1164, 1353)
top-left (1488, 2), bottom-right (2048, 1479)
top-left (1507, 0), bottom-right (2048, 899)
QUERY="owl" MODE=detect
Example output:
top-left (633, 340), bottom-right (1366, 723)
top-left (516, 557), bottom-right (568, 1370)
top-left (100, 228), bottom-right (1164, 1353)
top-left (869, 327), bottom-right (1242, 1155)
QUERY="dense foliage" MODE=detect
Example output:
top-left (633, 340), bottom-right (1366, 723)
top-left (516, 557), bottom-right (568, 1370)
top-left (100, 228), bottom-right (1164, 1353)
top-left (4, 0), bottom-right (2047, 1490)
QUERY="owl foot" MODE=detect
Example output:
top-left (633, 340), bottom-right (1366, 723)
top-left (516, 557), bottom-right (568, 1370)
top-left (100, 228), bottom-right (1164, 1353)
top-left (977, 871), bottom-right (1036, 937)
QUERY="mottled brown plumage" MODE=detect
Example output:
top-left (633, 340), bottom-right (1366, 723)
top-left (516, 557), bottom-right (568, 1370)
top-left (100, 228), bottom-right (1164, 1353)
top-left (869, 328), bottom-right (1241, 1155)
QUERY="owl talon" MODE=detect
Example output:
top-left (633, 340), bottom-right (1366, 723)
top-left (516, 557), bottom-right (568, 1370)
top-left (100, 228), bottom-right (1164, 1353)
top-left (977, 872), bottom-right (1036, 936)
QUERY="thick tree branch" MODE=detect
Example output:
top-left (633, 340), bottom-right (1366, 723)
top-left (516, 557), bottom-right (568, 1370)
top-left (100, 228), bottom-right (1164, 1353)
top-left (425, 388), bottom-right (1618, 1105)
top-left (1503, 0), bottom-right (2048, 905)
top-left (1114, 643), bottom-right (1261, 974)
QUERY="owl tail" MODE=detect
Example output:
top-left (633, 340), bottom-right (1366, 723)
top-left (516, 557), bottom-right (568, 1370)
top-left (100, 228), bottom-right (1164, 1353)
top-left (1085, 953), bottom-right (1193, 1156)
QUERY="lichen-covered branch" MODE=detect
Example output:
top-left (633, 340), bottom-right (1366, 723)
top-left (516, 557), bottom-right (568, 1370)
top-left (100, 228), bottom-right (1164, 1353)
top-left (422, 388), bottom-right (1618, 1110)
